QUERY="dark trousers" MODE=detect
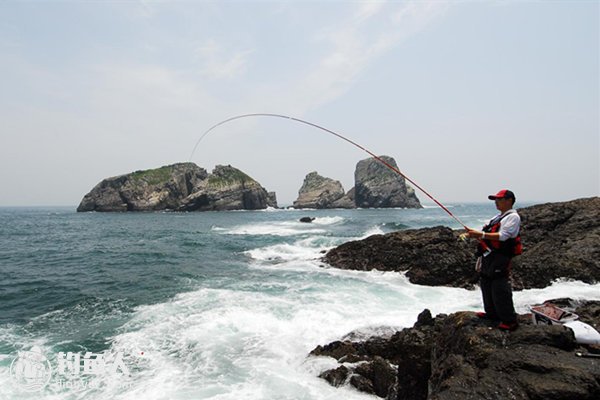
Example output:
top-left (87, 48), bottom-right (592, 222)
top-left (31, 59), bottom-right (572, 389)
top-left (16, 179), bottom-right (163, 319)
top-left (480, 253), bottom-right (517, 323)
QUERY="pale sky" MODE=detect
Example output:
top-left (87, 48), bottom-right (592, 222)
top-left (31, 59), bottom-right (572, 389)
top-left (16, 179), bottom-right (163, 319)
top-left (0, 0), bottom-right (598, 206)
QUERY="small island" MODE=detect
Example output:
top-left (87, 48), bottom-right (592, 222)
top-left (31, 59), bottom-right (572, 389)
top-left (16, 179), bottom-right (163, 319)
top-left (77, 155), bottom-right (422, 212)
top-left (77, 163), bottom-right (277, 212)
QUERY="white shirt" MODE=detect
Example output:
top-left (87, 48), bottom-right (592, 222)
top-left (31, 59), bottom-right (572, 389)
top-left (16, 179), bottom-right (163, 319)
top-left (484, 209), bottom-right (521, 241)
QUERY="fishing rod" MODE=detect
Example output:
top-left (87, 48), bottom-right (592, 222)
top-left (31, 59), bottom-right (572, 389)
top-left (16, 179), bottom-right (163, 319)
top-left (189, 113), bottom-right (468, 229)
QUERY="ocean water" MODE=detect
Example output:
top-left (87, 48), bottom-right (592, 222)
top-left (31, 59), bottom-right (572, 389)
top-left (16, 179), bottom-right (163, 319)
top-left (1, 204), bottom-right (599, 400)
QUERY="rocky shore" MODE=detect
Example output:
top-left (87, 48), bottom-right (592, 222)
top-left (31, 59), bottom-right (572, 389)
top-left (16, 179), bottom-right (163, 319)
top-left (322, 197), bottom-right (600, 290)
top-left (310, 300), bottom-right (600, 399)
top-left (313, 197), bottom-right (600, 398)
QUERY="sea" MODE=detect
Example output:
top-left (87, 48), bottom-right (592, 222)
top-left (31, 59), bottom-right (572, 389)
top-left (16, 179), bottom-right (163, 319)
top-left (1, 204), bottom-right (599, 400)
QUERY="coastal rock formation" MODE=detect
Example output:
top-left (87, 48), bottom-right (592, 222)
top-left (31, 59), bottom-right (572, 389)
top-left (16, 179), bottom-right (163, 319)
top-left (310, 300), bottom-right (600, 399)
top-left (293, 172), bottom-right (348, 209)
top-left (293, 156), bottom-right (421, 209)
top-left (77, 163), bottom-right (276, 212)
top-left (511, 197), bottom-right (600, 289)
top-left (332, 187), bottom-right (355, 209)
top-left (77, 163), bottom-right (208, 212)
top-left (322, 197), bottom-right (600, 290)
top-left (323, 226), bottom-right (476, 288)
top-left (267, 192), bottom-right (278, 208)
top-left (177, 165), bottom-right (273, 211)
top-left (354, 156), bottom-right (421, 209)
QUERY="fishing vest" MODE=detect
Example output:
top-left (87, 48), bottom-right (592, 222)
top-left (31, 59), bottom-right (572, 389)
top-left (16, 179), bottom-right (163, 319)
top-left (479, 211), bottom-right (523, 257)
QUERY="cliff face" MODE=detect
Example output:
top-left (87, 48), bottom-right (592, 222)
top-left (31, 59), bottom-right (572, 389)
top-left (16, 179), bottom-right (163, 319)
top-left (354, 156), bottom-right (421, 209)
top-left (292, 172), bottom-right (348, 209)
top-left (77, 163), bottom-right (276, 212)
top-left (322, 197), bottom-right (600, 290)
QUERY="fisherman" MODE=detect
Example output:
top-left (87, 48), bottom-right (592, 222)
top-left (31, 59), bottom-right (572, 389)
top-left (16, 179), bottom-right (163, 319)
top-left (466, 189), bottom-right (522, 331)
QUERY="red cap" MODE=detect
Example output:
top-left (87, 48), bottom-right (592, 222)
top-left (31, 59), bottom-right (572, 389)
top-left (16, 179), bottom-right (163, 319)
top-left (488, 189), bottom-right (516, 201)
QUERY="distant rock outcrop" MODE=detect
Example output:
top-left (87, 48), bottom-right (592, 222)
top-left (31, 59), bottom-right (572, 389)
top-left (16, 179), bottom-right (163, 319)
top-left (332, 187), bottom-right (355, 209)
top-left (322, 197), bottom-right (600, 290)
top-left (177, 165), bottom-right (274, 211)
top-left (293, 156), bottom-right (421, 209)
top-left (354, 156), bottom-right (421, 209)
top-left (293, 172), bottom-right (349, 209)
top-left (77, 163), bottom-right (276, 212)
top-left (266, 192), bottom-right (278, 208)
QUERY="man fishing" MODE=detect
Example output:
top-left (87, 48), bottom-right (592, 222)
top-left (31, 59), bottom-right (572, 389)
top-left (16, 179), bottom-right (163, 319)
top-left (466, 189), bottom-right (522, 331)
top-left (192, 115), bottom-right (524, 331)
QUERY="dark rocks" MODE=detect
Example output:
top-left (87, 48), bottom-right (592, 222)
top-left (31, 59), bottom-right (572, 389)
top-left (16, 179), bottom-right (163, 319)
top-left (77, 163), bottom-right (276, 212)
top-left (323, 226), bottom-right (477, 288)
top-left (310, 302), bottom-right (600, 399)
top-left (354, 156), bottom-right (421, 209)
top-left (354, 356), bottom-right (397, 397)
top-left (511, 197), bottom-right (600, 289)
top-left (428, 310), bottom-right (599, 400)
top-left (322, 197), bottom-right (600, 290)
top-left (319, 365), bottom-right (350, 387)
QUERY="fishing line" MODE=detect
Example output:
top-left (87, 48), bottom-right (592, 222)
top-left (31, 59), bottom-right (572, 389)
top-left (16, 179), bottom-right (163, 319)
top-left (189, 113), bottom-right (468, 229)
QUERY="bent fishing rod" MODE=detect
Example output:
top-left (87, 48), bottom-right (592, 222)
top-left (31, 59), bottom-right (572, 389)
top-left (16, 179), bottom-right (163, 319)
top-left (189, 113), bottom-right (468, 229)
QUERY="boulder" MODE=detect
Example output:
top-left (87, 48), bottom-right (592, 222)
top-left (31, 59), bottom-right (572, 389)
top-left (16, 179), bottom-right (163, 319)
top-left (293, 172), bottom-right (347, 209)
top-left (322, 197), bottom-right (600, 290)
top-left (77, 163), bottom-right (275, 212)
top-left (354, 156), bottom-right (421, 209)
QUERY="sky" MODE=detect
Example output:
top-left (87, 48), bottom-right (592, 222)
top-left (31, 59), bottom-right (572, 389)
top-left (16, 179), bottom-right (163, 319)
top-left (0, 0), bottom-right (598, 207)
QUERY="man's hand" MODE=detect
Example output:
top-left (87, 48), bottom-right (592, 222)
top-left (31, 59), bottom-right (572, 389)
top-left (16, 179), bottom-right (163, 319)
top-left (465, 227), bottom-right (484, 239)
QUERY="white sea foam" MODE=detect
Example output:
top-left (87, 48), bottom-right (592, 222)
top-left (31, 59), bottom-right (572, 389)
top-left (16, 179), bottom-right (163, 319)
top-left (215, 217), bottom-right (344, 237)
top-left (244, 235), bottom-right (341, 265)
top-left (310, 216), bottom-right (344, 226)
top-left (94, 274), bottom-right (600, 400)
top-left (225, 224), bottom-right (327, 236)
top-left (2, 275), bottom-right (600, 399)
top-left (360, 225), bottom-right (385, 238)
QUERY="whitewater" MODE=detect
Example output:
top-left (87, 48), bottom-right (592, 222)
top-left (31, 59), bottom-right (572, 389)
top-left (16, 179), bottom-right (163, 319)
top-left (1, 205), bottom-right (598, 399)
